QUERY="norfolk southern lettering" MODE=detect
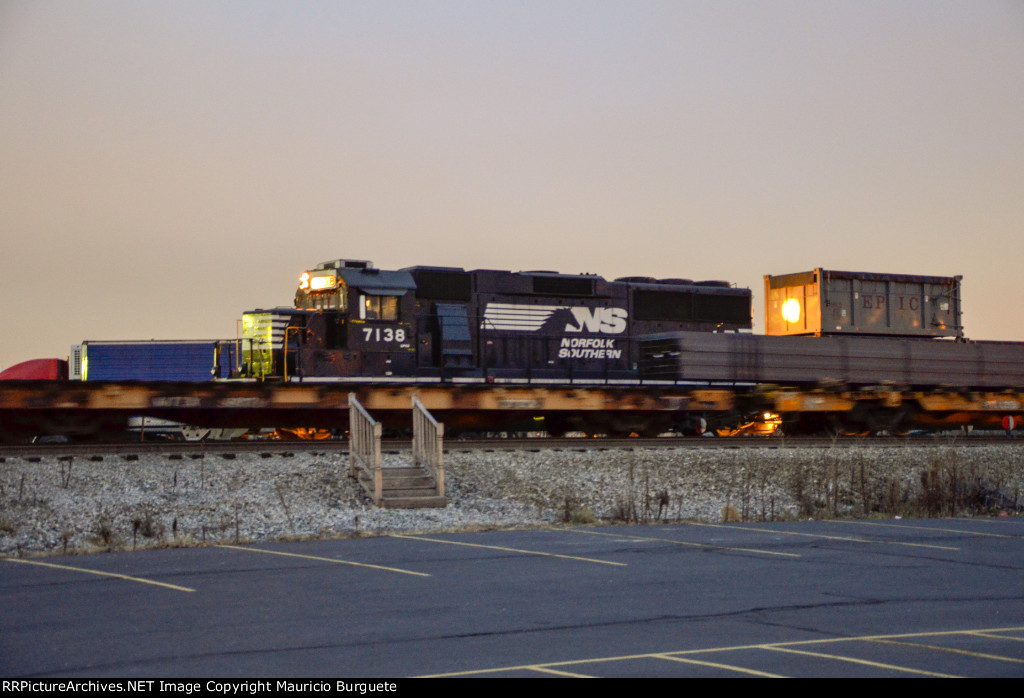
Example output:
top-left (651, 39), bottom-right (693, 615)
top-left (557, 337), bottom-right (622, 360)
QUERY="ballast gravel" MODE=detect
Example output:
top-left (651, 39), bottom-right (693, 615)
top-left (1, 444), bottom-right (1021, 556)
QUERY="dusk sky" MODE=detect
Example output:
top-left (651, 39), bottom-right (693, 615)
top-left (2, 1), bottom-right (1022, 371)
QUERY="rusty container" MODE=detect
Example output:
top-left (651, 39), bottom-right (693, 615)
top-left (764, 269), bottom-right (962, 338)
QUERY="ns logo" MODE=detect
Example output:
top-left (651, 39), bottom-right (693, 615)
top-left (481, 303), bottom-right (628, 334)
top-left (565, 307), bottom-right (628, 334)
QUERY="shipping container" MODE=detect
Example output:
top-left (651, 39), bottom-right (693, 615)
top-left (764, 269), bottom-right (962, 338)
top-left (72, 341), bottom-right (235, 381)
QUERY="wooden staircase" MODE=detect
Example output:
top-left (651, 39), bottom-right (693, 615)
top-left (360, 466), bottom-right (447, 509)
top-left (349, 394), bottom-right (447, 509)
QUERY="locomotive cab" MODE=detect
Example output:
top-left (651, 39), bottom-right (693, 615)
top-left (289, 260), bottom-right (416, 379)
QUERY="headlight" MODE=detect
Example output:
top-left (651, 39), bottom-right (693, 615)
top-left (310, 274), bottom-right (337, 291)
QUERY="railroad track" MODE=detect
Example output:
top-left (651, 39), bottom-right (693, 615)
top-left (2, 434), bottom-right (1021, 459)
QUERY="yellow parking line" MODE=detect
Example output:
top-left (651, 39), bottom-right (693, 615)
top-left (652, 653), bottom-right (785, 677)
top-left (967, 631), bottom-right (1024, 642)
top-left (681, 521), bottom-right (958, 551)
top-left (761, 645), bottom-right (961, 677)
top-left (683, 626), bottom-right (1024, 652)
top-left (391, 534), bottom-right (626, 567)
top-left (416, 626), bottom-right (1024, 677)
top-left (528, 666), bottom-right (595, 677)
top-left (836, 520), bottom-right (1017, 539)
top-left (953, 517), bottom-right (1024, 527)
top-left (417, 651), bottom-right (671, 677)
top-left (217, 544), bottom-right (430, 577)
top-left (868, 638), bottom-right (1024, 664)
top-left (3, 557), bottom-right (194, 592)
top-left (568, 527), bottom-right (800, 558)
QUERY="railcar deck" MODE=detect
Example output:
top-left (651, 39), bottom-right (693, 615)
top-left (0, 380), bottom-right (733, 442)
top-left (1, 380), bottom-right (1021, 442)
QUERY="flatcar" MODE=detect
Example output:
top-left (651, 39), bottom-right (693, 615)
top-left (640, 268), bottom-right (1023, 434)
top-left (237, 259), bottom-right (753, 382)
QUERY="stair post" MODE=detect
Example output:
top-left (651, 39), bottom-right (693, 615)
top-left (348, 393), bottom-right (382, 505)
top-left (412, 395), bottom-right (444, 498)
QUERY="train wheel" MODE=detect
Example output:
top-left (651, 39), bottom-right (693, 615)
top-left (543, 415), bottom-right (570, 438)
top-left (859, 404), bottom-right (917, 436)
top-left (605, 415), bottom-right (665, 438)
top-left (0, 420), bottom-right (33, 444)
top-left (801, 414), bottom-right (850, 437)
top-left (892, 405), bottom-right (918, 436)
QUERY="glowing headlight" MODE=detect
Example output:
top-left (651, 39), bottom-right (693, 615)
top-left (309, 274), bottom-right (337, 291)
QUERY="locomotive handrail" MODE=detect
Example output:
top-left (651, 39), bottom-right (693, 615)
top-left (234, 325), bottom-right (264, 379)
top-left (348, 393), bottom-right (382, 505)
top-left (233, 337), bottom-right (262, 380)
top-left (412, 395), bottom-right (444, 497)
top-left (235, 319), bottom-right (242, 375)
top-left (283, 327), bottom-right (303, 382)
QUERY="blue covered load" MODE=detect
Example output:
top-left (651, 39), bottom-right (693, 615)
top-left (72, 341), bottom-right (235, 381)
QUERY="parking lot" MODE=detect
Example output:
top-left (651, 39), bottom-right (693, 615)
top-left (3, 518), bottom-right (1023, 677)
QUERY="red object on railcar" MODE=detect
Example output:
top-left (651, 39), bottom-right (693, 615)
top-left (0, 358), bottom-right (69, 381)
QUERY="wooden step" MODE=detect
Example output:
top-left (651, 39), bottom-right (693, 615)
top-left (357, 469), bottom-right (447, 509)
top-left (381, 495), bottom-right (448, 509)
top-left (383, 486), bottom-right (440, 496)
top-left (382, 472), bottom-right (434, 483)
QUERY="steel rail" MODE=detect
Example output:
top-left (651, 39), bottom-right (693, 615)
top-left (2, 434), bottom-right (1022, 459)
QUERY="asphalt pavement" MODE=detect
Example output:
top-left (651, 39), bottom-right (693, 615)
top-left (3, 518), bottom-right (1023, 677)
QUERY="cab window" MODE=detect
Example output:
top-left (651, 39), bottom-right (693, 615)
top-left (361, 294), bottom-right (399, 321)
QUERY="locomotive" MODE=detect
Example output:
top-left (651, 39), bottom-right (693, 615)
top-left (237, 259), bottom-right (753, 383)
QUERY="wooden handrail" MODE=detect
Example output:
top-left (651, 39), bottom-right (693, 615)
top-left (412, 395), bottom-right (444, 497)
top-left (348, 393), bottom-right (382, 505)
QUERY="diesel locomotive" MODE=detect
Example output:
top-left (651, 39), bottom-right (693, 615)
top-left (237, 259), bottom-right (753, 383)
